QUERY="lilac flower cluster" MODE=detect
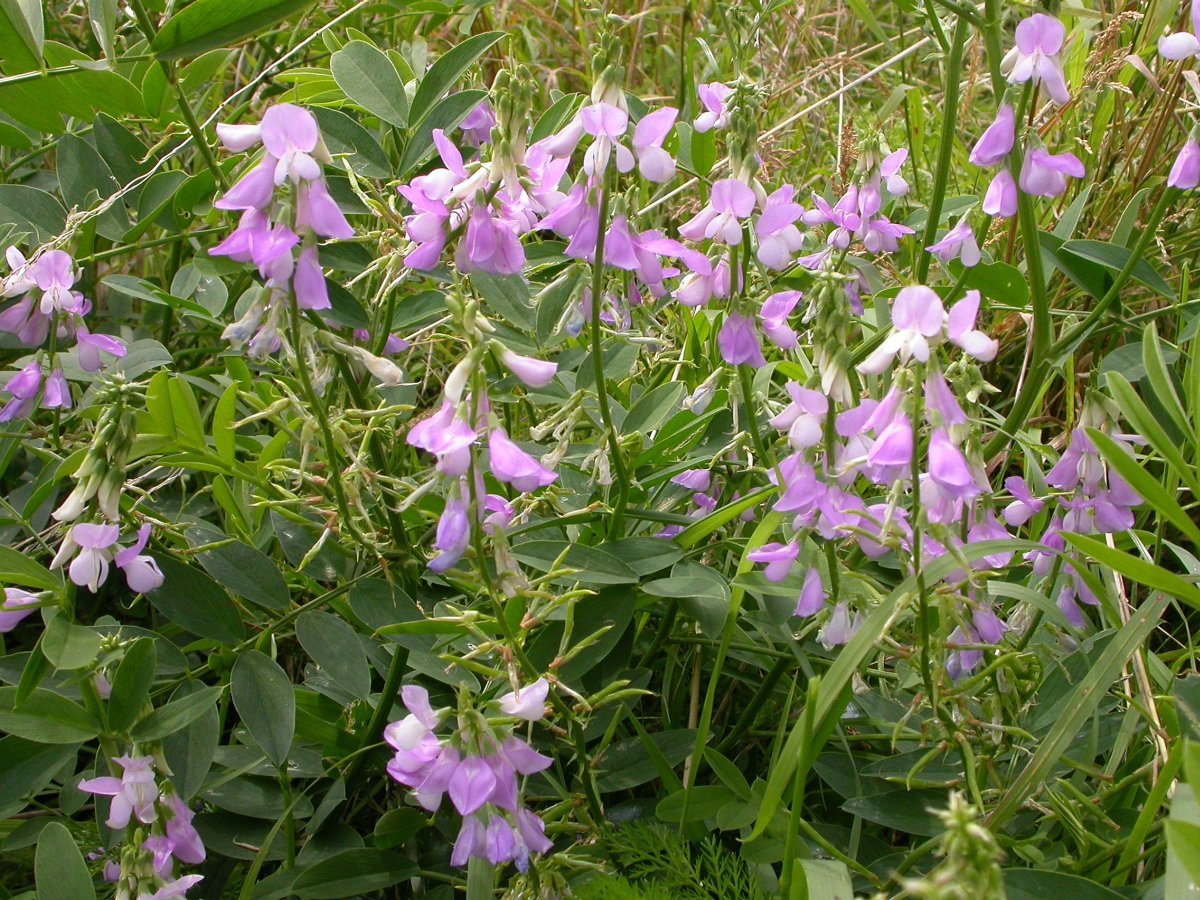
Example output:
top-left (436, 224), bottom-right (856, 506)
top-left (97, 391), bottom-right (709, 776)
top-left (79, 754), bottom-right (205, 898)
top-left (211, 104), bottom-right (353, 356)
top-left (1159, 5), bottom-right (1200, 189)
top-left (952, 12), bottom-right (1083, 267)
top-left (385, 680), bottom-right (554, 871)
top-left (0, 247), bottom-right (126, 420)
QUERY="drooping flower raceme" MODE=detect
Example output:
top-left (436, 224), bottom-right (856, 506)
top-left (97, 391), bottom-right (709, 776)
top-left (384, 682), bottom-right (555, 872)
top-left (212, 103), bottom-right (353, 355)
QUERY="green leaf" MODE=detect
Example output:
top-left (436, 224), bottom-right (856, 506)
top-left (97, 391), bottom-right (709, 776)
top-left (0, 737), bottom-right (80, 809)
top-left (291, 848), bottom-right (417, 898)
top-left (1003, 870), bottom-right (1124, 900)
top-left (373, 808), bottom-right (426, 850)
top-left (88, 0), bottom-right (118, 60)
top-left (674, 487), bottom-right (776, 549)
top-left (644, 560), bottom-right (730, 637)
top-left (1061, 239), bottom-right (1174, 299)
top-left (1166, 819), bottom-right (1200, 887)
top-left (1086, 429), bottom-right (1200, 549)
top-left (295, 610), bottom-right (370, 700)
top-left (1170, 784), bottom-right (1200, 897)
top-left (0, 545), bottom-right (59, 591)
top-left (986, 592), bottom-right (1168, 828)
top-left (152, 0), bottom-right (317, 60)
top-left (310, 106), bottom-right (390, 178)
top-left (187, 527), bottom-right (290, 612)
top-left (656, 785), bottom-right (736, 824)
top-left (130, 684), bottom-right (223, 742)
top-left (162, 681), bottom-right (220, 800)
top-left (409, 32), bottom-right (505, 125)
top-left (511, 540), bottom-right (638, 585)
top-left (1063, 533), bottom-right (1200, 611)
top-left (800, 860), bottom-right (855, 900)
top-left (231, 650), bottom-right (295, 768)
top-left (0, 687), bottom-right (98, 743)
top-left (0, 0), bottom-right (41, 71)
top-left (107, 638), bottom-right (156, 733)
top-left (397, 89), bottom-right (485, 177)
top-left (41, 617), bottom-right (102, 671)
top-left (35, 822), bottom-right (94, 900)
top-left (623, 383), bottom-right (686, 436)
top-left (0, 185), bottom-right (66, 243)
top-left (1105, 371), bottom-right (1200, 496)
top-left (147, 557), bottom-right (244, 644)
top-left (331, 40), bottom-right (408, 128)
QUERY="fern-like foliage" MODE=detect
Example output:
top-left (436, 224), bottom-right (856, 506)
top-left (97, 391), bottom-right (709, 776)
top-left (573, 823), bottom-right (767, 900)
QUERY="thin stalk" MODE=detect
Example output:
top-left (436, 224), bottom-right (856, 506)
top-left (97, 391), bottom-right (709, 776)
top-left (589, 181), bottom-right (631, 538)
top-left (127, 0), bottom-right (227, 189)
top-left (979, 1), bottom-right (1056, 459)
top-left (915, 14), bottom-right (969, 284)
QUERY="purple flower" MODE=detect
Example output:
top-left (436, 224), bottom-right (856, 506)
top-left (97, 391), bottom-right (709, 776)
top-left (500, 736), bottom-right (553, 776)
top-left (41, 368), bottom-right (71, 411)
top-left (162, 792), bottom-right (206, 866)
top-left (451, 816), bottom-right (487, 867)
top-left (680, 178), bottom-right (757, 245)
top-left (459, 101), bottom-right (496, 147)
top-left (1161, 30), bottom-right (1200, 61)
top-left (926, 220), bottom-right (980, 267)
top-left (717, 312), bottom-right (765, 368)
top-left (214, 158), bottom-right (276, 212)
top-left (694, 83), bottom-right (733, 132)
top-left (880, 149), bottom-right (909, 196)
top-left (114, 524), bottom-right (164, 594)
top-left (488, 429), bottom-right (557, 492)
top-left (216, 122), bottom-right (263, 152)
top-left (819, 602), bottom-right (862, 648)
top-left (928, 429), bottom-right (982, 500)
top-left (33, 250), bottom-right (83, 315)
top-left (947, 290), bottom-right (999, 361)
top-left (759, 290), bottom-right (802, 349)
top-left (500, 349), bottom-right (557, 388)
top-left (924, 369), bottom-right (966, 426)
top-left (429, 488), bottom-right (471, 573)
top-left (0, 360), bottom-right (41, 422)
top-left (748, 541), bottom-right (800, 583)
top-left (1019, 148), bottom-right (1085, 198)
top-left (633, 107), bottom-right (678, 183)
top-left (457, 205), bottom-right (524, 275)
top-left (144, 875), bottom-right (204, 900)
top-left (76, 324), bottom-right (128, 373)
top-left (407, 401), bottom-right (477, 460)
top-left (1003, 476), bottom-right (1045, 526)
top-left (1005, 14), bottom-right (1070, 105)
top-left (579, 102), bottom-right (629, 175)
top-left (858, 286), bottom-right (944, 374)
top-left (51, 522), bottom-right (120, 592)
top-left (0, 587), bottom-right (38, 633)
top-left (768, 382), bottom-right (827, 450)
top-left (2, 246), bottom-right (36, 297)
top-left (672, 469), bottom-right (711, 492)
top-left (449, 755), bottom-right (497, 816)
top-left (755, 186), bottom-right (805, 270)
top-left (261, 103), bottom-right (322, 184)
top-left (1169, 139), bottom-right (1200, 190)
top-left (794, 568), bottom-right (824, 617)
top-left (969, 105), bottom-right (1015, 167)
top-left (982, 169), bottom-right (1018, 218)
top-left (78, 755), bottom-right (158, 829)
top-left (293, 245), bottom-right (331, 310)
top-left (296, 179), bottom-right (354, 240)
top-left (867, 414), bottom-right (913, 470)
top-left (497, 678), bottom-right (549, 721)
top-left (515, 808), bottom-right (553, 865)
top-left (946, 627), bottom-right (983, 681)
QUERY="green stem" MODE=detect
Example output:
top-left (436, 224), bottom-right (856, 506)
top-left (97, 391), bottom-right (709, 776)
top-left (915, 13), bottom-right (969, 284)
top-left (589, 181), bottom-right (631, 539)
top-left (127, 0), bottom-right (227, 189)
top-left (979, 1), bottom-right (1056, 459)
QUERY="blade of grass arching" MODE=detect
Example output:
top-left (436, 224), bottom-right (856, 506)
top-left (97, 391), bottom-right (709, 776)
top-left (1086, 429), bottom-right (1200, 549)
top-left (674, 486), bottom-right (776, 549)
top-left (678, 511), bottom-right (782, 827)
top-left (750, 539), bottom-right (1039, 840)
top-left (985, 592), bottom-right (1168, 830)
top-left (1064, 533), bottom-right (1200, 611)
top-left (1109, 737), bottom-right (1182, 887)
top-left (1142, 323), bottom-right (1194, 442)
top-left (1105, 372), bottom-right (1200, 496)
